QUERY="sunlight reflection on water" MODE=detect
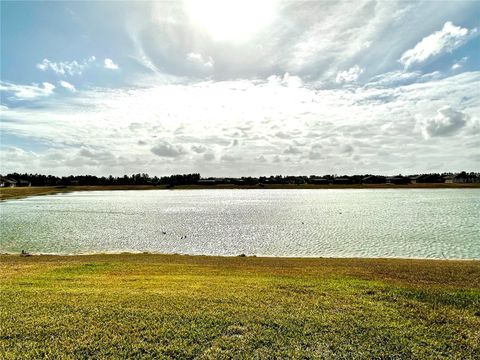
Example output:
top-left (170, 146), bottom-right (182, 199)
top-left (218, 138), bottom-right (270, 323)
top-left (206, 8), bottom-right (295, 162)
top-left (1, 189), bottom-right (479, 259)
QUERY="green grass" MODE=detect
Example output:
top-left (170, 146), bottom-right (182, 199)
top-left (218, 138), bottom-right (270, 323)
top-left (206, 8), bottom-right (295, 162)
top-left (1, 254), bottom-right (479, 359)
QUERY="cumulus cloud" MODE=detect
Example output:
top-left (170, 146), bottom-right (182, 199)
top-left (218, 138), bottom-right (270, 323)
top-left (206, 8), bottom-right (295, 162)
top-left (451, 56), bottom-right (469, 70)
top-left (400, 22), bottom-right (477, 69)
top-left (203, 153), bottom-right (215, 161)
top-left (187, 53), bottom-right (214, 68)
top-left (3, 1), bottom-right (480, 176)
top-left (104, 58), bottom-right (119, 70)
top-left (340, 144), bottom-right (354, 156)
top-left (266, 73), bottom-right (303, 88)
top-left (280, 73), bottom-right (302, 88)
top-left (0, 146), bottom-right (38, 173)
top-left (36, 56), bottom-right (96, 76)
top-left (336, 65), bottom-right (364, 84)
top-left (77, 147), bottom-right (117, 163)
top-left (1, 71), bottom-right (479, 175)
top-left (191, 145), bottom-right (208, 153)
top-left (284, 145), bottom-right (302, 155)
top-left (221, 154), bottom-right (241, 162)
top-left (255, 155), bottom-right (267, 163)
top-left (151, 141), bottom-right (186, 157)
top-left (58, 80), bottom-right (76, 92)
top-left (274, 132), bottom-right (291, 139)
top-left (421, 106), bottom-right (469, 138)
top-left (0, 81), bottom-right (55, 100)
top-left (308, 146), bottom-right (323, 160)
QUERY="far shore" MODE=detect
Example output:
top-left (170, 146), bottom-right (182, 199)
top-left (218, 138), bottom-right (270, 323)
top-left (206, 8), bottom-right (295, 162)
top-left (1, 182), bottom-right (479, 201)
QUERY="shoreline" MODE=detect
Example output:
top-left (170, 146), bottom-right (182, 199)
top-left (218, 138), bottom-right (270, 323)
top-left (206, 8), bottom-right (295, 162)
top-left (1, 182), bottom-right (479, 201)
top-left (1, 252), bottom-right (479, 262)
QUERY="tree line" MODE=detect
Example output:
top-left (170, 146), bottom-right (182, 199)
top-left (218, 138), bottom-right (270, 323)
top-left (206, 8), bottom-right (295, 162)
top-left (2, 171), bottom-right (479, 186)
top-left (2, 173), bottom-right (201, 186)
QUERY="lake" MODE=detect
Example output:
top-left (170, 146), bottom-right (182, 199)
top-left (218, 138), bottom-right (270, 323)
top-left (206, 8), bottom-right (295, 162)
top-left (0, 189), bottom-right (479, 259)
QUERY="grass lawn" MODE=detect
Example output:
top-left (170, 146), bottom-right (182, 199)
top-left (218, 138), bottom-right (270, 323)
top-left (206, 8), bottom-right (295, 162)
top-left (0, 254), bottom-right (479, 359)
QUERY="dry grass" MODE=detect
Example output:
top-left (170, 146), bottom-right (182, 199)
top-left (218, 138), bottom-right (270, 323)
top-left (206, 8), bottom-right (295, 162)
top-left (1, 182), bottom-right (479, 201)
top-left (0, 186), bottom-right (69, 200)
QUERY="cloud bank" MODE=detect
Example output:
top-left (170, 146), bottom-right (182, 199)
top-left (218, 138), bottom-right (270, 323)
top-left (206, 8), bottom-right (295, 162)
top-left (1, 0), bottom-right (479, 176)
top-left (1, 71), bottom-right (478, 176)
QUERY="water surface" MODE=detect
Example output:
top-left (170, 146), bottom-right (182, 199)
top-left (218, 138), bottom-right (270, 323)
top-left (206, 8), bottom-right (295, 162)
top-left (1, 189), bottom-right (479, 259)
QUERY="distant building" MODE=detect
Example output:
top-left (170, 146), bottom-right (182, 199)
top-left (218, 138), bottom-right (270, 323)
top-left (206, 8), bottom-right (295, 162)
top-left (17, 179), bottom-right (32, 187)
top-left (0, 177), bottom-right (17, 187)
top-left (443, 175), bottom-right (454, 184)
top-left (333, 177), bottom-right (353, 184)
top-left (293, 177), bottom-right (306, 184)
top-left (386, 176), bottom-right (410, 185)
top-left (309, 178), bottom-right (330, 185)
top-left (409, 175), bottom-right (423, 184)
top-left (452, 173), bottom-right (471, 183)
top-left (197, 179), bottom-right (216, 185)
top-left (362, 175), bottom-right (386, 184)
top-left (410, 174), bottom-right (443, 183)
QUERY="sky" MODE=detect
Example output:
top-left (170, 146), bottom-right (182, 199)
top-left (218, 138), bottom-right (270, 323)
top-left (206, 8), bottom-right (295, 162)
top-left (1, 0), bottom-right (479, 177)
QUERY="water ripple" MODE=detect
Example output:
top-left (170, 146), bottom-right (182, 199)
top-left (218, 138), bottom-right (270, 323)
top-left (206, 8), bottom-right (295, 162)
top-left (0, 189), bottom-right (479, 259)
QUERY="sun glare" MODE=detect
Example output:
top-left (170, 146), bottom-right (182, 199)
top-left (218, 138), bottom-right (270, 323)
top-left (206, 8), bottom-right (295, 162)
top-left (185, 0), bottom-right (275, 42)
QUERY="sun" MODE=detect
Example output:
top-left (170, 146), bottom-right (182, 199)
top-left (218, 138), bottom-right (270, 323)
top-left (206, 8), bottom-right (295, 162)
top-left (185, 0), bottom-right (276, 42)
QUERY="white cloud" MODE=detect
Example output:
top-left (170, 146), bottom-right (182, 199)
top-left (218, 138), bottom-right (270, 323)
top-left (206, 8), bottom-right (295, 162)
top-left (126, 0), bottom-right (477, 84)
top-left (221, 154), bottom-right (242, 162)
top-left (104, 58), bottom-right (119, 70)
top-left (340, 144), bottom-right (354, 156)
top-left (366, 70), bottom-right (443, 88)
top-left (0, 81), bottom-right (55, 100)
top-left (1, 71), bottom-right (479, 175)
top-left (191, 145), bottom-right (208, 153)
top-left (336, 65), bottom-right (364, 84)
top-left (42, 82), bottom-right (56, 92)
top-left (451, 63), bottom-right (461, 70)
top-left (400, 22), bottom-right (477, 69)
top-left (151, 141), bottom-right (185, 158)
top-left (58, 81), bottom-right (76, 92)
top-left (420, 106), bottom-right (469, 138)
top-left (255, 155), bottom-right (267, 163)
top-left (129, 1), bottom-right (424, 81)
top-left (203, 153), bottom-right (215, 161)
top-left (288, 2), bottom-right (405, 75)
top-left (308, 146), bottom-right (323, 160)
top-left (280, 73), bottom-right (302, 88)
top-left (4, 2), bottom-right (480, 176)
top-left (451, 56), bottom-right (469, 70)
top-left (284, 145), bottom-right (302, 155)
top-left (36, 56), bottom-right (96, 76)
top-left (187, 52), bottom-right (214, 68)
top-left (0, 146), bottom-right (38, 173)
